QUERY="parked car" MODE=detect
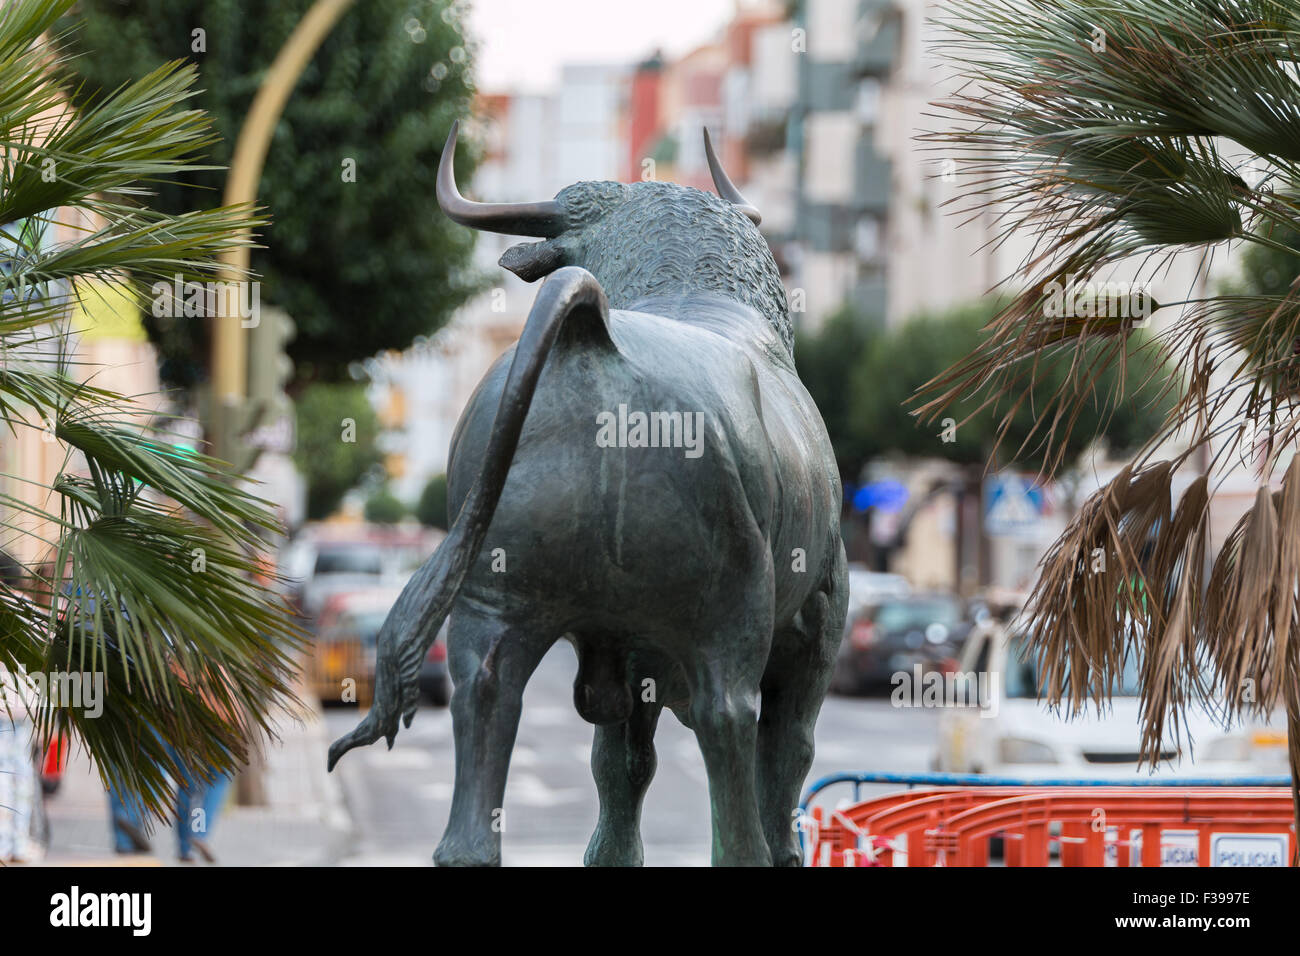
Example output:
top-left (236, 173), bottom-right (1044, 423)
top-left (844, 566), bottom-right (910, 620)
top-left (307, 587), bottom-right (450, 708)
top-left (284, 524), bottom-right (443, 620)
top-left (308, 589), bottom-right (400, 707)
top-left (831, 592), bottom-right (970, 695)
top-left (300, 542), bottom-right (391, 621)
top-left (934, 619), bottom-right (1288, 777)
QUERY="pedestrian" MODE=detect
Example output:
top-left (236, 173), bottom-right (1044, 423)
top-left (107, 747), bottom-right (232, 862)
top-left (0, 666), bottom-right (45, 863)
top-left (175, 762), bottom-right (232, 863)
top-left (107, 776), bottom-right (152, 854)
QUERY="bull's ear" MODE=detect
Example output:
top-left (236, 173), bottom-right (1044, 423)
top-left (499, 239), bottom-right (565, 282)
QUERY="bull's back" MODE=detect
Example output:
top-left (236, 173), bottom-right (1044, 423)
top-left (447, 304), bottom-right (837, 630)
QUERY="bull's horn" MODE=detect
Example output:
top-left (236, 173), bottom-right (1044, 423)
top-left (703, 128), bottom-right (761, 226)
top-left (438, 120), bottom-right (567, 236)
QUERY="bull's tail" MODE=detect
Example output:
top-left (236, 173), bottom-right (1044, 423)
top-left (328, 267), bottom-right (612, 770)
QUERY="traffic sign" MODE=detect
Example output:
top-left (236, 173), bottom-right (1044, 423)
top-left (1210, 832), bottom-right (1288, 867)
top-left (984, 474), bottom-right (1048, 538)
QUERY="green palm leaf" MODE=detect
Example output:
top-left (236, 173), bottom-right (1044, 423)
top-left (1, 0), bottom-right (302, 819)
top-left (922, 0), bottom-right (1300, 833)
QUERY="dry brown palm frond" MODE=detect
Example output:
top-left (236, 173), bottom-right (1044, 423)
top-left (921, 0), bottom-right (1300, 828)
top-left (1270, 456), bottom-right (1300, 712)
top-left (1137, 473), bottom-right (1211, 766)
top-left (1206, 487), bottom-right (1280, 715)
top-left (1274, 501), bottom-right (1300, 857)
top-left (1025, 461), bottom-right (1174, 715)
top-left (1286, 645), bottom-right (1300, 851)
top-left (1200, 457), bottom-right (1300, 849)
top-left (1026, 458), bottom-right (1297, 777)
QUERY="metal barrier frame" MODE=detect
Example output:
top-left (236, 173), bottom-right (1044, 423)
top-left (798, 771), bottom-right (1295, 866)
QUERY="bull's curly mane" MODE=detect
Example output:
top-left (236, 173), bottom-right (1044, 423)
top-left (557, 181), bottom-right (794, 353)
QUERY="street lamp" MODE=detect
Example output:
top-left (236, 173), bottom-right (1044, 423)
top-left (210, 0), bottom-right (357, 469)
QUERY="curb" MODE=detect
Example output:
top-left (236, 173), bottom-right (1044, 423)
top-left (296, 700), bottom-right (355, 866)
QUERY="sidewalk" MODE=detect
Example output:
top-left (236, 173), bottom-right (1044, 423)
top-left (39, 702), bottom-right (353, 867)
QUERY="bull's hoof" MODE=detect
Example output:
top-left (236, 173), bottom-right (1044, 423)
top-left (583, 829), bottom-right (644, 867)
top-left (768, 834), bottom-right (804, 867)
top-left (433, 835), bottom-right (501, 867)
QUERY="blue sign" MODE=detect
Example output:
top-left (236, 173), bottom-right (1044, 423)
top-left (984, 474), bottom-right (1047, 537)
top-left (852, 480), bottom-right (909, 514)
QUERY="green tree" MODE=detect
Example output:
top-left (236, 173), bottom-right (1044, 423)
top-left (926, 0), bottom-right (1300, 805)
top-left (0, 0), bottom-right (301, 817)
top-left (793, 306), bottom-right (878, 482)
top-left (64, 0), bottom-right (483, 390)
top-left (415, 473), bottom-right (449, 529)
top-left (849, 299), bottom-right (1169, 472)
top-left (1230, 225), bottom-right (1300, 300)
top-left (293, 382), bottom-right (381, 519)
top-left (364, 487), bottom-right (406, 524)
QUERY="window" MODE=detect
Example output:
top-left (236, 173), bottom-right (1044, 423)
top-left (314, 546), bottom-right (384, 576)
top-left (1004, 638), bottom-right (1038, 699)
top-left (873, 597), bottom-right (962, 632)
top-left (1004, 634), bottom-right (1144, 698)
top-left (855, 216), bottom-right (881, 262)
top-left (856, 79), bottom-right (881, 125)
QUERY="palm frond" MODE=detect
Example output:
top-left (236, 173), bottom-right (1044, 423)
top-left (0, 0), bottom-right (302, 819)
top-left (917, 0), bottom-right (1300, 469)
top-left (927, 1), bottom-right (1300, 826)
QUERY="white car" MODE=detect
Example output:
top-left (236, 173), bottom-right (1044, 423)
top-left (844, 566), bottom-right (910, 622)
top-left (935, 620), bottom-right (1288, 779)
top-left (282, 525), bottom-right (444, 620)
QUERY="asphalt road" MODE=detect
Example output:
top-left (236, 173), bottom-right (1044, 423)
top-left (325, 641), bottom-right (940, 866)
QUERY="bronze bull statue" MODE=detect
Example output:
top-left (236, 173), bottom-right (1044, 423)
top-left (329, 122), bottom-right (848, 866)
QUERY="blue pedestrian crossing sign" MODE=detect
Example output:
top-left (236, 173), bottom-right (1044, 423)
top-left (984, 474), bottom-right (1047, 537)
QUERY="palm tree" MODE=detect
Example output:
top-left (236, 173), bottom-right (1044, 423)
top-left (1, 0), bottom-right (302, 818)
top-left (917, 0), bottom-right (1300, 825)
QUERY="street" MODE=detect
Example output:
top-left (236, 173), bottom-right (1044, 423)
top-left (42, 641), bottom-right (937, 867)
top-left (327, 641), bottom-right (939, 866)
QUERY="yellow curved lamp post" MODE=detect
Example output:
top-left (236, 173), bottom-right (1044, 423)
top-left (211, 0), bottom-right (357, 464)
top-left (209, 0), bottom-right (356, 805)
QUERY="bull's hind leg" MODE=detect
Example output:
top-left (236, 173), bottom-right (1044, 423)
top-left (686, 560), bottom-right (776, 867)
top-left (584, 654), bottom-right (687, 866)
top-left (433, 602), bottom-right (557, 866)
top-left (757, 546), bottom-right (848, 866)
top-left (584, 690), bottom-right (663, 866)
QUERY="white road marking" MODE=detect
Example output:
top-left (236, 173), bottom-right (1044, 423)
top-left (507, 772), bottom-right (585, 807)
top-left (416, 782), bottom-right (454, 800)
top-left (526, 706), bottom-right (575, 727)
top-left (368, 748), bottom-right (435, 769)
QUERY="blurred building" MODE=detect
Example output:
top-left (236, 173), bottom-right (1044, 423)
top-left (1, 193), bottom-right (164, 569)
top-left (787, 0), bottom-right (1023, 332)
top-left (724, 11), bottom-right (800, 240)
top-left (371, 65), bottom-right (628, 506)
top-left (556, 63), bottom-right (629, 185)
top-left (369, 0), bottom-right (1254, 599)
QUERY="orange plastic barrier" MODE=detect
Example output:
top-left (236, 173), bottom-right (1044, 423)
top-left (805, 786), bottom-right (1296, 867)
